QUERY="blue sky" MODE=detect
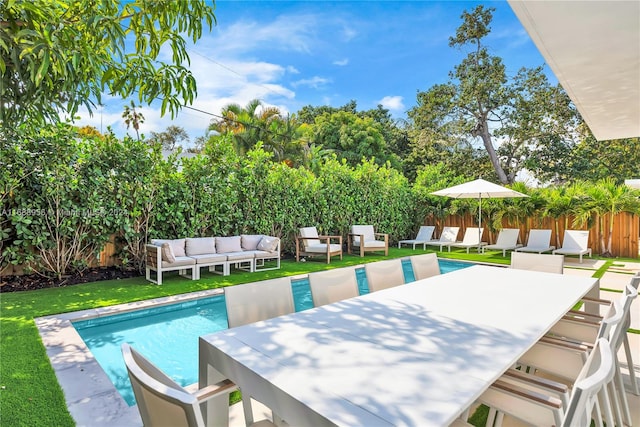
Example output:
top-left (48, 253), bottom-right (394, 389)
top-left (73, 1), bottom-right (551, 146)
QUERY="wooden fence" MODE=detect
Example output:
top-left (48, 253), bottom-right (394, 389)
top-left (427, 212), bottom-right (639, 259)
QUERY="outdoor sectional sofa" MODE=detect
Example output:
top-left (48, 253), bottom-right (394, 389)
top-left (145, 234), bottom-right (280, 284)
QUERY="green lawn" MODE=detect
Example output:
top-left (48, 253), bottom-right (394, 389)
top-left (1, 247), bottom-right (630, 426)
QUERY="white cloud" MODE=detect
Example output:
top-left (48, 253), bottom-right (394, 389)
top-left (287, 65), bottom-right (300, 74)
top-left (378, 95), bottom-right (405, 112)
top-left (292, 76), bottom-right (331, 89)
top-left (211, 14), bottom-right (320, 55)
top-left (333, 58), bottom-right (349, 66)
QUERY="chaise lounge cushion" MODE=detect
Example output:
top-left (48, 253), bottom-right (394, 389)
top-left (241, 234), bottom-right (264, 251)
top-left (151, 238), bottom-right (186, 257)
top-left (216, 236), bottom-right (243, 253)
top-left (160, 243), bottom-right (176, 264)
top-left (258, 236), bottom-right (280, 252)
top-left (185, 237), bottom-right (216, 256)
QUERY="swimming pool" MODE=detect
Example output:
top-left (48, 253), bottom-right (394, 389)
top-left (73, 259), bottom-right (472, 406)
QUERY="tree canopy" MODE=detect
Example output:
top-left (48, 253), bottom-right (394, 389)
top-left (0, 0), bottom-right (215, 126)
top-left (408, 5), bottom-right (580, 184)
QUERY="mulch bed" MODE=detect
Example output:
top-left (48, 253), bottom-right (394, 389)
top-left (0, 267), bottom-right (142, 293)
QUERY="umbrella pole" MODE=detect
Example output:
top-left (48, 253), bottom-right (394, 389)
top-left (478, 196), bottom-right (482, 253)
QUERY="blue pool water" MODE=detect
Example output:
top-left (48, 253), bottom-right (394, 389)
top-left (73, 259), bottom-right (471, 406)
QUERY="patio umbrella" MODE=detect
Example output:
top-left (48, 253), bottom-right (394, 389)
top-left (431, 178), bottom-right (528, 252)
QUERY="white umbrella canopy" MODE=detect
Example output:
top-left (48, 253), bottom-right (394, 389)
top-left (431, 179), bottom-right (529, 252)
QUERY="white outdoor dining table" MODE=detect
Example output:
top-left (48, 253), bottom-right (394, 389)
top-left (199, 264), bottom-right (599, 427)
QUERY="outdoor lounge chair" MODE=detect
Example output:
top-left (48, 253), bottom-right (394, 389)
top-left (121, 344), bottom-right (275, 427)
top-left (347, 225), bottom-right (389, 257)
top-left (424, 226), bottom-right (460, 251)
top-left (514, 229), bottom-right (555, 254)
top-left (445, 227), bottom-right (486, 254)
top-left (482, 228), bottom-right (523, 256)
top-left (398, 225), bottom-right (435, 249)
top-left (553, 230), bottom-right (593, 263)
top-left (295, 226), bottom-right (342, 263)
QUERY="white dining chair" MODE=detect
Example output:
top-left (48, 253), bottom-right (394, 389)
top-left (224, 277), bottom-right (295, 328)
top-left (364, 259), bottom-right (405, 292)
top-left (223, 278), bottom-right (295, 426)
top-left (122, 344), bottom-right (276, 427)
top-left (519, 287), bottom-right (637, 426)
top-left (477, 337), bottom-right (615, 427)
top-left (409, 253), bottom-right (440, 281)
top-left (309, 267), bottom-right (359, 307)
top-left (510, 251), bottom-right (564, 274)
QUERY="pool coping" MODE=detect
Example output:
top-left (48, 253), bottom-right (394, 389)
top-left (35, 287), bottom-right (231, 427)
top-left (35, 260), bottom-right (480, 427)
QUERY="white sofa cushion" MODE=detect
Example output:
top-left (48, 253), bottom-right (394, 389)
top-left (299, 227), bottom-right (321, 248)
top-left (161, 256), bottom-right (195, 268)
top-left (306, 243), bottom-right (342, 253)
top-left (189, 254), bottom-right (227, 264)
top-left (258, 236), bottom-right (279, 252)
top-left (216, 236), bottom-right (243, 253)
top-left (186, 237), bottom-right (216, 256)
top-left (241, 234), bottom-right (264, 251)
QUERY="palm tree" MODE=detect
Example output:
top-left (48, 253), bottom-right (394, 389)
top-left (541, 184), bottom-right (580, 248)
top-left (209, 99), bottom-right (281, 156)
top-left (122, 101), bottom-right (145, 141)
top-left (574, 178), bottom-right (640, 256)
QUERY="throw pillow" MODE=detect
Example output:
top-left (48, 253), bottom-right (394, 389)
top-left (161, 243), bottom-right (176, 263)
top-left (216, 236), bottom-right (243, 253)
top-left (258, 236), bottom-right (280, 252)
top-left (169, 238), bottom-right (186, 257)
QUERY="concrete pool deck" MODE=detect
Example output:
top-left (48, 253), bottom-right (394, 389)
top-left (36, 260), bottom-right (640, 427)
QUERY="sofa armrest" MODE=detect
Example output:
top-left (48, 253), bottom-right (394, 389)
top-left (145, 244), bottom-right (161, 269)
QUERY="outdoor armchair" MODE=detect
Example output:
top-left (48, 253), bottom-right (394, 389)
top-left (347, 225), bottom-right (389, 257)
top-left (295, 226), bottom-right (342, 264)
top-left (398, 225), bottom-right (435, 250)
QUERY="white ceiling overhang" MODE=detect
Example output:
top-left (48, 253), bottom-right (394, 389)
top-left (508, 0), bottom-right (640, 141)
